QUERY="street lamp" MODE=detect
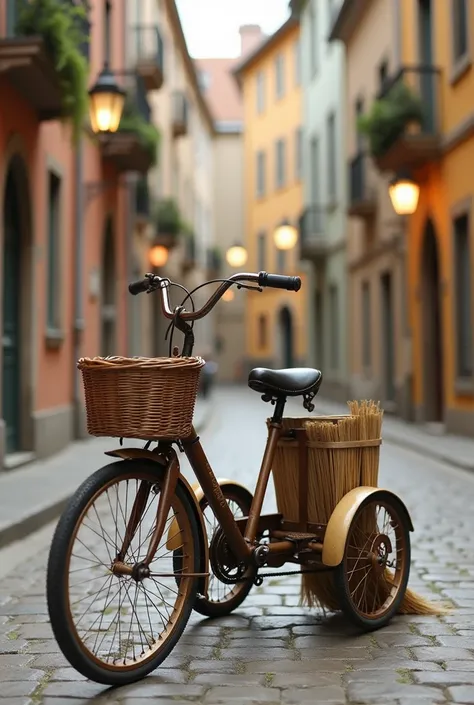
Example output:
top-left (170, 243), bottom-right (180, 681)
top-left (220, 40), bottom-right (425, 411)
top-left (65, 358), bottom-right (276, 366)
top-left (274, 219), bottom-right (298, 250)
top-left (149, 244), bottom-right (168, 268)
top-left (88, 65), bottom-right (126, 134)
top-left (226, 243), bottom-right (248, 268)
top-left (388, 173), bottom-right (420, 216)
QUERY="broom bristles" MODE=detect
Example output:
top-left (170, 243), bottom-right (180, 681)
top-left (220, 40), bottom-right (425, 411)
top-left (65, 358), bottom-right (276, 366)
top-left (270, 401), bottom-right (440, 618)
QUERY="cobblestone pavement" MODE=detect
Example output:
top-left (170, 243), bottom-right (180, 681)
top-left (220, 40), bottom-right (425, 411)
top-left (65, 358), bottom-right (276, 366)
top-left (1, 386), bottom-right (474, 704)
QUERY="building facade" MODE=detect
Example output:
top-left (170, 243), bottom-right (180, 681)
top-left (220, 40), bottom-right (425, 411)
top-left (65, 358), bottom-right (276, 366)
top-left (399, 0), bottom-right (474, 435)
top-left (234, 16), bottom-right (308, 374)
top-left (0, 0), bottom-right (140, 469)
top-left (124, 0), bottom-right (217, 362)
top-left (195, 25), bottom-right (265, 382)
top-left (297, 0), bottom-right (349, 402)
top-left (329, 0), bottom-right (411, 417)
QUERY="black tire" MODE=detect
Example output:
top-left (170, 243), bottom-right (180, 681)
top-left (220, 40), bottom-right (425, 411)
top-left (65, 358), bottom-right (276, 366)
top-left (47, 460), bottom-right (201, 686)
top-left (334, 491), bottom-right (411, 632)
top-left (174, 483), bottom-right (256, 618)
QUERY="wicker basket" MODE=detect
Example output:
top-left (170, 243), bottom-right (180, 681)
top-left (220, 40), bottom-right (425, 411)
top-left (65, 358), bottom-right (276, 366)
top-left (269, 404), bottom-right (383, 529)
top-left (78, 355), bottom-right (205, 440)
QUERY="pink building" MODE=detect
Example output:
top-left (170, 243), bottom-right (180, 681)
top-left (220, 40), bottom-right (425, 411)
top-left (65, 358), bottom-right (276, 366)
top-left (0, 0), bottom-right (157, 470)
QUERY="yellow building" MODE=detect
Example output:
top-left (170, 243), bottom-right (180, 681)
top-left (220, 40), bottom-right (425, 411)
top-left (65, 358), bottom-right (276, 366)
top-left (234, 16), bottom-right (307, 373)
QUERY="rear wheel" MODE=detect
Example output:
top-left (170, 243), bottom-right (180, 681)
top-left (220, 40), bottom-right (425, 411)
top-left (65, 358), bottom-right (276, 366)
top-left (334, 491), bottom-right (411, 631)
top-left (174, 484), bottom-right (255, 618)
top-left (47, 460), bottom-right (201, 686)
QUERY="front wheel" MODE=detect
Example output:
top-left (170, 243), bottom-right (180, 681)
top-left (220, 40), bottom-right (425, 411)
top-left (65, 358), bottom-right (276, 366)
top-left (46, 460), bottom-right (201, 686)
top-left (334, 491), bottom-right (411, 631)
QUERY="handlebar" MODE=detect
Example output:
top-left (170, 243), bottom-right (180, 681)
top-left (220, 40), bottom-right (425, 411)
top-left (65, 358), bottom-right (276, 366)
top-left (128, 271), bottom-right (302, 322)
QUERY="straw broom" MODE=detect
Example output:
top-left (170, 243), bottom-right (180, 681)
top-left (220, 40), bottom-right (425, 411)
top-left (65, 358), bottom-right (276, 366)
top-left (272, 402), bottom-right (444, 616)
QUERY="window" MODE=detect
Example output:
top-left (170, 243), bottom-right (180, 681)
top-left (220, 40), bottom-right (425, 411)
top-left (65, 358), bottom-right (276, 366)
top-left (294, 39), bottom-right (301, 85)
top-left (454, 213), bottom-right (473, 378)
top-left (310, 3), bottom-right (318, 74)
top-left (327, 112), bottom-right (336, 202)
top-left (275, 138), bottom-right (286, 189)
top-left (295, 127), bottom-right (303, 180)
top-left (310, 136), bottom-right (319, 204)
top-left (258, 314), bottom-right (268, 349)
top-left (362, 281), bottom-right (371, 368)
top-left (327, 0), bottom-right (335, 31)
top-left (329, 284), bottom-right (339, 369)
top-left (452, 0), bottom-right (468, 62)
top-left (275, 53), bottom-right (285, 98)
top-left (47, 171), bottom-right (62, 331)
top-left (256, 150), bottom-right (266, 197)
top-left (378, 59), bottom-right (389, 91)
top-left (257, 232), bottom-right (266, 270)
top-left (277, 247), bottom-right (286, 273)
top-left (256, 71), bottom-right (265, 114)
top-left (355, 97), bottom-right (364, 150)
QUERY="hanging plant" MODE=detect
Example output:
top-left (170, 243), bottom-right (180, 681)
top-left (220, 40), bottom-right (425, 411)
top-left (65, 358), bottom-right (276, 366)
top-left (16, 0), bottom-right (90, 144)
top-left (155, 198), bottom-right (181, 234)
top-left (357, 81), bottom-right (425, 157)
top-left (118, 101), bottom-right (161, 167)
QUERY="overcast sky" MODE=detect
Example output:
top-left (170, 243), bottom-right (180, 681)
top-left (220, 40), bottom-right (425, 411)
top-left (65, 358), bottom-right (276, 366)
top-left (175, 0), bottom-right (290, 58)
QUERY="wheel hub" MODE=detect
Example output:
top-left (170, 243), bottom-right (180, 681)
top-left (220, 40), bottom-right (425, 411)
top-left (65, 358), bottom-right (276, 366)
top-left (368, 534), bottom-right (392, 575)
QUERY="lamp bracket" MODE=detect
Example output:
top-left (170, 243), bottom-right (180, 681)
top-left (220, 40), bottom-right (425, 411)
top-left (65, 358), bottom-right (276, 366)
top-left (85, 180), bottom-right (119, 206)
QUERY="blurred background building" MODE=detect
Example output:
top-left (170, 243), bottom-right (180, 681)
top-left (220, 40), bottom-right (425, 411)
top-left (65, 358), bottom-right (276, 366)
top-left (0, 0), bottom-right (473, 476)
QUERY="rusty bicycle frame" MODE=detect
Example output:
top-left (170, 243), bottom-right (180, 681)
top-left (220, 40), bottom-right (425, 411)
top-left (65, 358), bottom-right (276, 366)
top-left (106, 272), bottom-right (367, 588)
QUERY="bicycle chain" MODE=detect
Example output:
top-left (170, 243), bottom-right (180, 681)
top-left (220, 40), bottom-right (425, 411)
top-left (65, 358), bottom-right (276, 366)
top-left (246, 566), bottom-right (334, 587)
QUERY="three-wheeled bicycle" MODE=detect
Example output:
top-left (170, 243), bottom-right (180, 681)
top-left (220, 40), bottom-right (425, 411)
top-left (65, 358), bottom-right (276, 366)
top-left (46, 270), bottom-right (414, 686)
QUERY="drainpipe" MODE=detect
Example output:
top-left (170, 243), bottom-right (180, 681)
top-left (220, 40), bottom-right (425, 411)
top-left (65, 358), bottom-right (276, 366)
top-left (73, 140), bottom-right (85, 439)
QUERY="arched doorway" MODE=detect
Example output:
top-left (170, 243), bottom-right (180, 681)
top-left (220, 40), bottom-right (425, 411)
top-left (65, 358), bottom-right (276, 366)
top-left (279, 306), bottom-right (294, 369)
top-left (421, 219), bottom-right (444, 423)
top-left (2, 153), bottom-right (33, 455)
top-left (100, 217), bottom-right (116, 356)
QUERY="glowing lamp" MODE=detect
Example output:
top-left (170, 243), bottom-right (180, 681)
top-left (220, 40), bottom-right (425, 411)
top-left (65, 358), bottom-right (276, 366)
top-left (222, 289), bottom-right (235, 302)
top-left (226, 244), bottom-right (247, 268)
top-left (388, 175), bottom-right (420, 216)
top-left (274, 220), bottom-right (298, 250)
top-left (89, 67), bottom-right (126, 134)
top-left (149, 244), bottom-right (168, 268)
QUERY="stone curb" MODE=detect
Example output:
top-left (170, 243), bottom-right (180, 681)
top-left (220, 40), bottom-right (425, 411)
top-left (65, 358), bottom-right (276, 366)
top-left (381, 429), bottom-right (474, 473)
top-left (0, 400), bottom-right (214, 551)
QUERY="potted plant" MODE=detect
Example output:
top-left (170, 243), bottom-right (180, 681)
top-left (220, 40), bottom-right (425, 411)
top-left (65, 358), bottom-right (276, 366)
top-left (155, 197), bottom-right (181, 236)
top-left (118, 101), bottom-right (161, 167)
top-left (357, 81), bottom-right (425, 158)
top-left (16, 0), bottom-right (89, 143)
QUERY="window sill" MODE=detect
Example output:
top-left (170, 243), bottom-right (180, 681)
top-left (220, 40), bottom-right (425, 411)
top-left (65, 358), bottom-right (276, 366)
top-left (45, 328), bottom-right (64, 350)
top-left (455, 377), bottom-right (474, 396)
top-left (450, 53), bottom-right (472, 86)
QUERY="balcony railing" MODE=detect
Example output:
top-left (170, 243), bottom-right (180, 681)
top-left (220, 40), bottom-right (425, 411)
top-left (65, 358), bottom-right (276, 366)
top-left (5, 0), bottom-right (90, 58)
top-left (298, 206), bottom-right (328, 261)
top-left (172, 90), bottom-right (188, 138)
top-left (373, 65), bottom-right (442, 171)
top-left (133, 24), bottom-right (164, 91)
top-left (348, 152), bottom-right (376, 218)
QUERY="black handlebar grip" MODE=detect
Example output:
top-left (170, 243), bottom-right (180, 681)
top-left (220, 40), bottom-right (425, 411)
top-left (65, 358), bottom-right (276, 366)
top-left (128, 278), bottom-right (149, 295)
top-left (258, 271), bottom-right (302, 292)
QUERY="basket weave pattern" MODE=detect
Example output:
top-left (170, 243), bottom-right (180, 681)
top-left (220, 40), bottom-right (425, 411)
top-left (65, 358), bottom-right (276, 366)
top-left (78, 355), bottom-right (205, 440)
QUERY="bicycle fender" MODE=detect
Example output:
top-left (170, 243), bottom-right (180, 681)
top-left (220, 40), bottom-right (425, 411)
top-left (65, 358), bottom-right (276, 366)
top-left (104, 447), bottom-right (209, 597)
top-left (322, 487), bottom-right (414, 567)
top-left (166, 478), bottom-right (253, 550)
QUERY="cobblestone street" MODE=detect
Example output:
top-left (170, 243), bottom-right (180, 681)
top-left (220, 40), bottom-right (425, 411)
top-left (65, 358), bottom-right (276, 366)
top-left (1, 386), bottom-right (474, 704)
